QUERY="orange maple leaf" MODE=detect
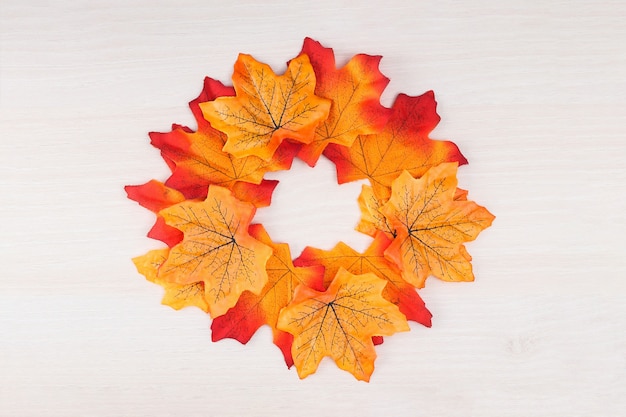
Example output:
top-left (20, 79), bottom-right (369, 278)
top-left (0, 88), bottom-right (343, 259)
top-left (200, 54), bottom-right (331, 161)
top-left (295, 38), bottom-right (391, 166)
top-left (381, 163), bottom-right (495, 288)
top-left (133, 248), bottom-right (209, 312)
top-left (150, 78), bottom-right (298, 201)
top-left (357, 184), bottom-right (475, 240)
top-left (158, 186), bottom-right (272, 317)
top-left (294, 234), bottom-right (432, 328)
top-left (324, 92), bottom-right (467, 199)
top-left (277, 268), bottom-right (409, 381)
top-left (356, 183), bottom-right (396, 239)
top-left (211, 224), bottom-right (324, 367)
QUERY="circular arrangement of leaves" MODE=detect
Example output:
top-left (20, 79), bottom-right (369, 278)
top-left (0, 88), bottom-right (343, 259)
top-left (126, 38), bottom-right (494, 382)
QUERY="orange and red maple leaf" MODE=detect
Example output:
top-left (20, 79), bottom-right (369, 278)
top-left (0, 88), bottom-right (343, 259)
top-left (296, 38), bottom-right (391, 166)
top-left (150, 77), bottom-right (298, 202)
top-left (324, 91), bottom-right (467, 200)
top-left (125, 180), bottom-right (186, 247)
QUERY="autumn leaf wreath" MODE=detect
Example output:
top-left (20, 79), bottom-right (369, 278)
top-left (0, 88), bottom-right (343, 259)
top-left (126, 38), bottom-right (494, 382)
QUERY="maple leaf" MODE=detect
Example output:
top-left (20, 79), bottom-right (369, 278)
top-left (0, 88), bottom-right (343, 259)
top-left (277, 268), bottom-right (409, 381)
top-left (200, 54), bottom-right (331, 161)
top-left (294, 234), bottom-right (432, 327)
top-left (133, 248), bottom-right (210, 312)
top-left (381, 163), bottom-right (495, 288)
top-left (324, 92), bottom-right (468, 199)
top-left (356, 184), bottom-right (475, 240)
top-left (295, 38), bottom-right (391, 166)
top-left (150, 78), bottom-right (298, 201)
top-left (158, 186), bottom-right (272, 317)
top-left (125, 180), bottom-right (186, 247)
top-left (356, 184), bottom-right (396, 239)
top-left (211, 224), bottom-right (324, 367)
top-left (230, 179), bottom-right (279, 208)
top-left (125, 179), bottom-right (281, 247)
top-left (127, 77), bottom-right (292, 246)
top-left (454, 187), bottom-right (469, 201)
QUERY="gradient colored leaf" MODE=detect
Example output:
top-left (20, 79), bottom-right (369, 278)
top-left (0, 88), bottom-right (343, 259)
top-left (128, 78), bottom-right (292, 246)
top-left (125, 180), bottom-right (186, 247)
top-left (132, 249), bottom-right (209, 312)
top-left (381, 163), bottom-right (495, 288)
top-left (158, 186), bottom-right (272, 317)
top-left (150, 78), bottom-right (298, 201)
top-left (324, 92), bottom-right (467, 199)
top-left (230, 179), bottom-right (279, 208)
top-left (296, 38), bottom-right (391, 166)
top-left (294, 234), bottom-right (431, 327)
top-left (125, 179), bottom-right (187, 213)
top-left (125, 179), bottom-right (279, 247)
top-left (200, 54), bottom-right (331, 161)
top-left (211, 224), bottom-right (324, 367)
top-left (277, 268), bottom-right (409, 381)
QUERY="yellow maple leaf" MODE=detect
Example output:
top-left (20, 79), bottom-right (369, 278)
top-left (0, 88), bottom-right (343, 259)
top-left (381, 163), bottom-right (495, 288)
top-left (158, 186), bottom-right (272, 317)
top-left (277, 268), bottom-right (409, 381)
top-left (200, 54), bottom-right (331, 161)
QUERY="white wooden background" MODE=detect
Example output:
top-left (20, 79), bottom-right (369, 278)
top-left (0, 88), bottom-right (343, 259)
top-left (1, 1), bottom-right (625, 416)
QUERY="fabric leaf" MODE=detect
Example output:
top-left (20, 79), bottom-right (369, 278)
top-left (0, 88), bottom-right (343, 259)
top-left (150, 78), bottom-right (298, 201)
top-left (356, 184), bottom-right (475, 240)
top-left (125, 180), bottom-right (186, 247)
top-left (296, 38), bottom-right (391, 166)
top-left (381, 163), bottom-right (495, 288)
top-left (356, 184), bottom-right (396, 238)
top-left (152, 125), bottom-right (298, 201)
top-left (211, 224), bottom-right (324, 367)
top-left (158, 186), bottom-right (272, 317)
top-left (277, 268), bottom-right (409, 381)
top-left (294, 234), bottom-right (432, 327)
top-left (200, 54), bottom-right (331, 161)
top-left (133, 248), bottom-right (209, 312)
top-left (324, 92), bottom-right (467, 199)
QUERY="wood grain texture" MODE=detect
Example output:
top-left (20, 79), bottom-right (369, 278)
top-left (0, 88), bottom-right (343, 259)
top-left (1, 1), bottom-right (625, 416)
